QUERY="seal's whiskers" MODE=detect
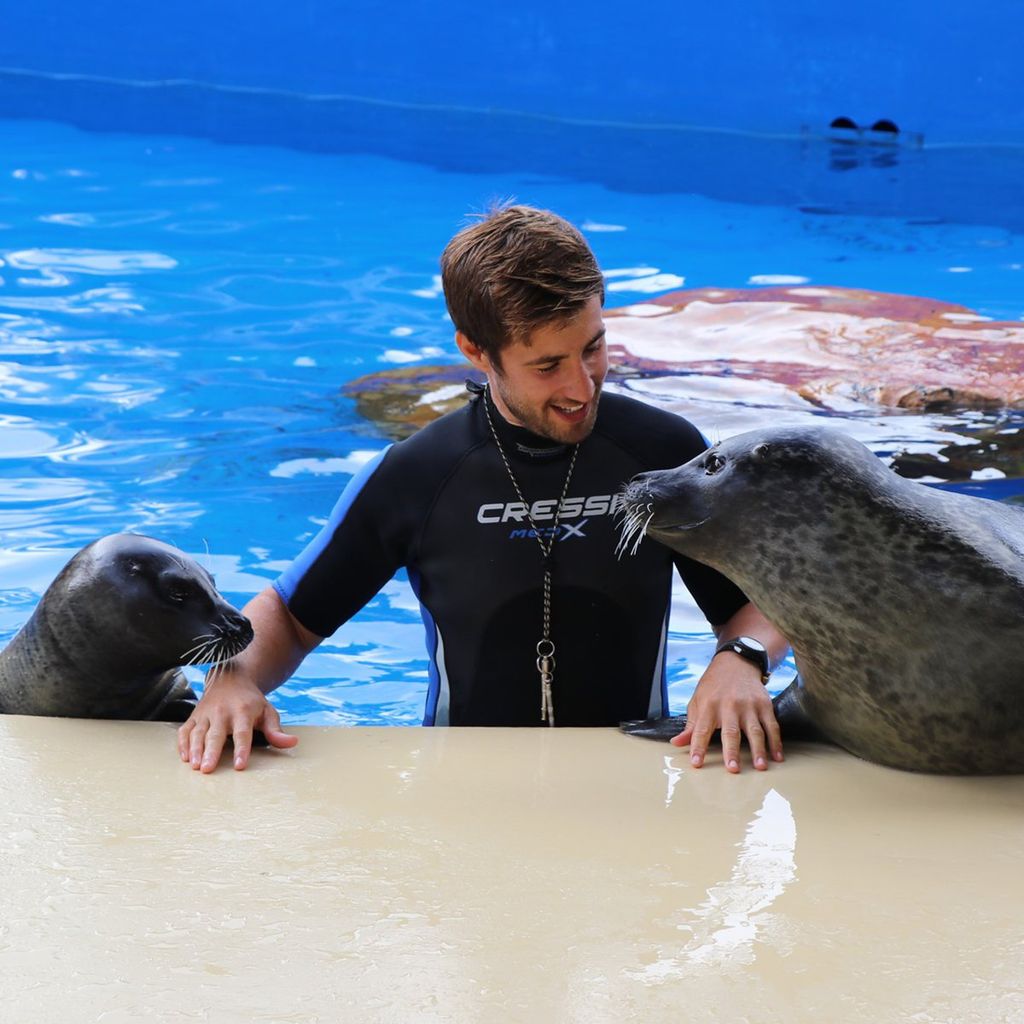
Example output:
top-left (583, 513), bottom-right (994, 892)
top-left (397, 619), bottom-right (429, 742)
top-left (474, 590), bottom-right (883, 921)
top-left (616, 502), bottom-right (655, 560)
top-left (180, 628), bottom-right (251, 668)
top-left (182, 643), bottom-right (218, 668)
top-left (615, 510), bottom-right (642, 559)
top-left (180, 634), bottom-right (217, 663)
top-left (204, 660), bottom-right (224, 689)
top-left (630, 506), bottom-right (655, 556)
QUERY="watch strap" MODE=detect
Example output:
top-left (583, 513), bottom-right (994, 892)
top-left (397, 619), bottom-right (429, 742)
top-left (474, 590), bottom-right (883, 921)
top-left (713, 636), bottom-right (771, 683)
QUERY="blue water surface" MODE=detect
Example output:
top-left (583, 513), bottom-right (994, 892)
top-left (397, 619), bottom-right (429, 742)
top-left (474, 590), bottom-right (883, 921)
top-left (2, 118), bottom-right (1023, 724)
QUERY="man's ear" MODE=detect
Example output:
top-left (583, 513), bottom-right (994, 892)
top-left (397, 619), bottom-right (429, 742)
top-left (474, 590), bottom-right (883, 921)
top-left (455, 331), bottom-right (492, 373)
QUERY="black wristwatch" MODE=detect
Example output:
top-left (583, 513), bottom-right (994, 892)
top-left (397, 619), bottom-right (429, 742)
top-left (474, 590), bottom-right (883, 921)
top-left (713, 635), bottom-right (771, 683)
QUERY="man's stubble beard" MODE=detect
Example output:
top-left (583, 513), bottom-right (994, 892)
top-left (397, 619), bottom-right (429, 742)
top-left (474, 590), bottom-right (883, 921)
top-left (493, 377), bottom-right (603, 445)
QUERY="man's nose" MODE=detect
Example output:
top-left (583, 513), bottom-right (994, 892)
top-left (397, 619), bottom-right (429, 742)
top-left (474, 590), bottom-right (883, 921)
top-left (565, 357), bottom-right (597, 399)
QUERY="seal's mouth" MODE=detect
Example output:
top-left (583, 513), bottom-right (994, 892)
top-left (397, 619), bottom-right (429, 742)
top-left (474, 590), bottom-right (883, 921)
top-left (617, 487), bottom-right (710, 558)
top-left (179, 617), bottom-right (254, 669)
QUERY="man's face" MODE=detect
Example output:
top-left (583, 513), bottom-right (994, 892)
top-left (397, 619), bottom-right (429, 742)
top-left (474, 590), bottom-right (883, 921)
top-left (484, 294), bottom-right (608, 445)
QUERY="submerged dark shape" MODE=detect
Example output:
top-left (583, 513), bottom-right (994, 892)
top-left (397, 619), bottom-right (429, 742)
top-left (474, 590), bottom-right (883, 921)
top-left (0, 534), bottom-right (253, 722)
top-left (620, 426), bottom-right (1024, 774)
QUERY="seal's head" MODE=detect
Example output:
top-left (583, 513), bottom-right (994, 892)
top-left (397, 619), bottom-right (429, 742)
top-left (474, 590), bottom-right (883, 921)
top-left (51, 534), bottom-right (254, 675)
top-left (620, 426), bottom-right (898, 571)
top-left (0, 533), bottom-right (255, 720)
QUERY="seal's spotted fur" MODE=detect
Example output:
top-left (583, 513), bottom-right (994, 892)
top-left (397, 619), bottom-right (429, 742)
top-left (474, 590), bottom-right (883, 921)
top-left (622, 427), bottom-right (1024, 774)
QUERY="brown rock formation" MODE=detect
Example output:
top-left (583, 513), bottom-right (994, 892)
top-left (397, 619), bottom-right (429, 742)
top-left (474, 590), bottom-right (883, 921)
top-left (606, 286), bottom-right (1024, 410)
top-left (344, 286), bottom-right (1024, 437)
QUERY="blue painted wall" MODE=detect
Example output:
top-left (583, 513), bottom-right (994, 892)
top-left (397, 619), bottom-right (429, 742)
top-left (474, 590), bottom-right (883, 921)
top-left (1, 0), bottom-right (1022, 144)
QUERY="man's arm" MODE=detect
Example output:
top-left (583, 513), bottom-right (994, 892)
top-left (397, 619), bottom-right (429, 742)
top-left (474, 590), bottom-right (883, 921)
top-left (671, 602), bottom-right (790, 773)
top-left (177, 586), bottom-right (322, 773)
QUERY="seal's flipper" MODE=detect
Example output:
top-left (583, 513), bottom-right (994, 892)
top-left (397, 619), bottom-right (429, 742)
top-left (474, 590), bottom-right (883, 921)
top-left (619, 714), bottom-right (689, 741)
top-left (146, 671), bottom-right (198, 722)
top-left (158, 697), bottom-right (199, 723)
top-left (771, 676), bottom-right (831, 743)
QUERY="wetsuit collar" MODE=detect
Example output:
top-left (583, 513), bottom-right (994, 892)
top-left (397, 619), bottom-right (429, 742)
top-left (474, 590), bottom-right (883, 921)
top-left (468, 379), bottom-right (572, 460)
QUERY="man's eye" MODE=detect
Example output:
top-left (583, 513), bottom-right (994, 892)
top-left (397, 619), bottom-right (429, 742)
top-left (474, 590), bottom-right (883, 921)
top-left (537, 364), bottom-right (557, 375)
top-left (705, 453), bottom-right (726, 474)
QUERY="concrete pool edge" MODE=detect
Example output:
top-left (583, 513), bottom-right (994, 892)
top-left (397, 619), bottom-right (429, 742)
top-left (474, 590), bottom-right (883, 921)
top-left (2, 715), bottom-right (1022, 1022)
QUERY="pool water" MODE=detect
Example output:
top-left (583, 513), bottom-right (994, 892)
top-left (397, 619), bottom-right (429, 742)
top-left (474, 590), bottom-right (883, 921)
top-left (2, 117), bottom-right (1023, 724)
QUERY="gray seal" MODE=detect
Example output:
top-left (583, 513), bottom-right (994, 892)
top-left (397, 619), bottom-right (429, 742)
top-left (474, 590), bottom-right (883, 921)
top-left (0, 534), bottom-right (253, 722)
top-left (620, 426), bottom-right (1024, 774)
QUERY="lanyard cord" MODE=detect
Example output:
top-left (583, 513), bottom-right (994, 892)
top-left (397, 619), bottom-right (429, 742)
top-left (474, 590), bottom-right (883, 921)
top-left (481, 388), bottom-right (580, 725)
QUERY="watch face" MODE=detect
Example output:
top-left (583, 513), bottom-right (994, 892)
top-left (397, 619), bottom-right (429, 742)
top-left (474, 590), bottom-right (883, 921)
top-left (713, 635), bottom-right (770, 681)
top-left (737, 635), bottom-right (767, 654)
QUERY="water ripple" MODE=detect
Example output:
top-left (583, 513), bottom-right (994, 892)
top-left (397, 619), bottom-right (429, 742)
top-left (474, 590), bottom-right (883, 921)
top-left (0, 416), bottom-right (108, 460)
top-left (1, 116), bottom-right (1022, 725)
top-left (4, 248), bottom-right (177, 274)
top-left (0, 286), bottom-right (144, 315)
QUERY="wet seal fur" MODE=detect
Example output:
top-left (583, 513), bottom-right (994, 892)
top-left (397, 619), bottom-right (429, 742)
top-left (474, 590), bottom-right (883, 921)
top-left (0, 534), bottom-right (253, 721)
top-left (620, 426), bottom-right (1024, 774)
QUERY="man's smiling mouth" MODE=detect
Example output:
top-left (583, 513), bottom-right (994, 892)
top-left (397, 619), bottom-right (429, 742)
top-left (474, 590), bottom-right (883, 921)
top-left (552, 401), bottom-right (587, 418)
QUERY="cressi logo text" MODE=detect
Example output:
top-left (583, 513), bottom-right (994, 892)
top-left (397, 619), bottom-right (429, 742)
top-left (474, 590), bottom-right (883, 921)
top-left (476, 494), bottom-right (622, 540)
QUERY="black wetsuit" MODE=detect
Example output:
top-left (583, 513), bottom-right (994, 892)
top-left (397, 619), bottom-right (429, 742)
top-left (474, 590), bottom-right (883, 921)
top-left (274, 387), bottom-right (748, 726)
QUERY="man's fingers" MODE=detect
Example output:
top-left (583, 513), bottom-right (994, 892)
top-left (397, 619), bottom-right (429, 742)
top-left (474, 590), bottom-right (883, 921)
top-left (199, 725), bottom-right (228, 774)
top-left (670, 669), bottom-right (785, 773)
top-left (720, 720), bottom-right (743, 774)
top-left (188, 720), bottom-right (209, 770)
top-left (177, 720), bottom-right (193, 761)
top-left (677, 716), bottom-right (779, 771)
top-left (686, 715), bottom-right (716, 768)
top-left (763, 707), bottom-right (785, 762)
top-left (232, 724), bottom-right (253, 771)
top-left (744, 715), bottom-right (768, 771)
top-left (259, 705), bottom-right (299, 750)
top-left (179, 696), bottom-right (296, 774)
top-left (669, 722), bottom-right (693, 747)
top-left (263, 727), bottom-right (300, 750)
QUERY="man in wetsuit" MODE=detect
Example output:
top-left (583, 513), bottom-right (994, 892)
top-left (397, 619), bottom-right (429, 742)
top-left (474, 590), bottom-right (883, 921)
top-left (179, 205), bottom-right (789, 773)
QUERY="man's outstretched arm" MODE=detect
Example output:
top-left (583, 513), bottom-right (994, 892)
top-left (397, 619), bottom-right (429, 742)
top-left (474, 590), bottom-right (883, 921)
top-left (178, 586), bottom-right (322, 773)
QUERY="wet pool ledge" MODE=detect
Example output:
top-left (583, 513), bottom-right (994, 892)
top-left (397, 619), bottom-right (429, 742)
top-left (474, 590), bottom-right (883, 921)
top-left (1, 716), bottom-right (1021, 1022)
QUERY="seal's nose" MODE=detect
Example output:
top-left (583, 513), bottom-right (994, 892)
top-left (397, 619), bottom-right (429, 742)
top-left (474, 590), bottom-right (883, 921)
top-left (622, 472), bottom-right (657, 507)
top-left (222, 610), bottom-right (254, 646)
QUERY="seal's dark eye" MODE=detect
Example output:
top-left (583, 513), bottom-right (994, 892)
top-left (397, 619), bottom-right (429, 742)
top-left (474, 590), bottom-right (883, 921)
top-left (705, 453), bottom-right (726, 475)
top-left (165, 581), bottom-right (195, 604)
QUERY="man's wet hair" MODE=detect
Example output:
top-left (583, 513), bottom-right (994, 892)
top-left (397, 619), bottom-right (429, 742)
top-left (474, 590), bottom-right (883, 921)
top-left (440, 204), bottom-right (605, 367)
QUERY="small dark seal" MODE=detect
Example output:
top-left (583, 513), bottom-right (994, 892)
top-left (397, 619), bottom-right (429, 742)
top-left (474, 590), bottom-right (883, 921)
top-left (0, 534), bottom-right (253, 722)
top-left (620, 426), bottom-right (1024, 774)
